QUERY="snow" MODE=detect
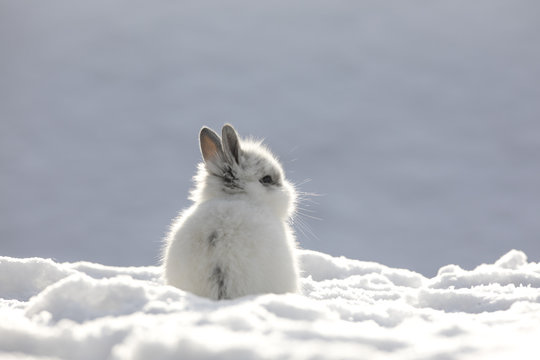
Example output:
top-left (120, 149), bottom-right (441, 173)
top-left (1, 250), bottom-right (539, 359)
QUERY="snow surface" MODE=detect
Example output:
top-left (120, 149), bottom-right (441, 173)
top-left (1, 0), bottom-right (540, 276)
top-left (1, 249), bottom-right (539, 359)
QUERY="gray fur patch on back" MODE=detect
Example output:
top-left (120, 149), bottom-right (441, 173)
top-left (208, 231), bottom-right (218, 247)
top-left (211, 266), bottom-right (227, 300)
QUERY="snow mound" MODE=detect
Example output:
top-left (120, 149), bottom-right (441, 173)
top-left (1, 250), bottom-right (539, 359)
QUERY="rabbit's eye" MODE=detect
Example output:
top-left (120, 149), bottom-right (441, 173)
top-left (260, 175), bottom-right (274, 185)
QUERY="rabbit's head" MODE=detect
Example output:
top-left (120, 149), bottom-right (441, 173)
top-left (190, 124), bottom-right (296, 220)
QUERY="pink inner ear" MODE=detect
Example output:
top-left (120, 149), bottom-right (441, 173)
top-left (201, 135), bottom-right (220, 162)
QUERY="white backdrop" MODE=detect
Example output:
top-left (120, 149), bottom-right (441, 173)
top-left (1, 0), bottom-right (539, 275)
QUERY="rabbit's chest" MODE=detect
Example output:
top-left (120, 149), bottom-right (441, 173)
top-left (193, 201), bottom-right (284, 252)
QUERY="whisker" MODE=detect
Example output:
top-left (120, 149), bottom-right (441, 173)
top-left (294, 219), bottom-right (309, 239)
top-left (289, 175), bottom-right (322, 244)
top-left (295, 214), bottom-right (320, 242)
top-left (296, 211), bottom-right (323, 222)
top-left (297, 208), bottom-right (314, 215)
top-left (295, 178), bottom-right (312, 187)
top-left (296, 191), bottom-right (323, 198)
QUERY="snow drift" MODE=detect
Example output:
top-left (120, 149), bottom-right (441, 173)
top-left (1, 249), bottom-right (539, 359)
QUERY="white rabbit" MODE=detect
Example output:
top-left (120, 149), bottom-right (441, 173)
top-left (163, 124), bottom-right (299, 300)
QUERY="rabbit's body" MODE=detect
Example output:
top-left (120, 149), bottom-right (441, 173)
top-left (165, 197), bottom-right (298, 299)
top-left (163, 125), bottom-right (299, 300)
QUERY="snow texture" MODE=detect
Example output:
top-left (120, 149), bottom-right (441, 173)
top-left (1, 249), bottom-right (539, 359)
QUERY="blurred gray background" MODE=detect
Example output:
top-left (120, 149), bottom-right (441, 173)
top-left (1, 0), bottom-right (539, 276)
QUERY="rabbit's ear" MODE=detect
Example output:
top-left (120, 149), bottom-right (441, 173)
top-left (200, 127), bottom-right (223, 164)
top-left (222, 124), bottom-right (241, 164)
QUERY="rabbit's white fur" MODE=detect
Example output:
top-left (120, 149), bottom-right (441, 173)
top-left (163, 124), bottom-right (299, 300)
